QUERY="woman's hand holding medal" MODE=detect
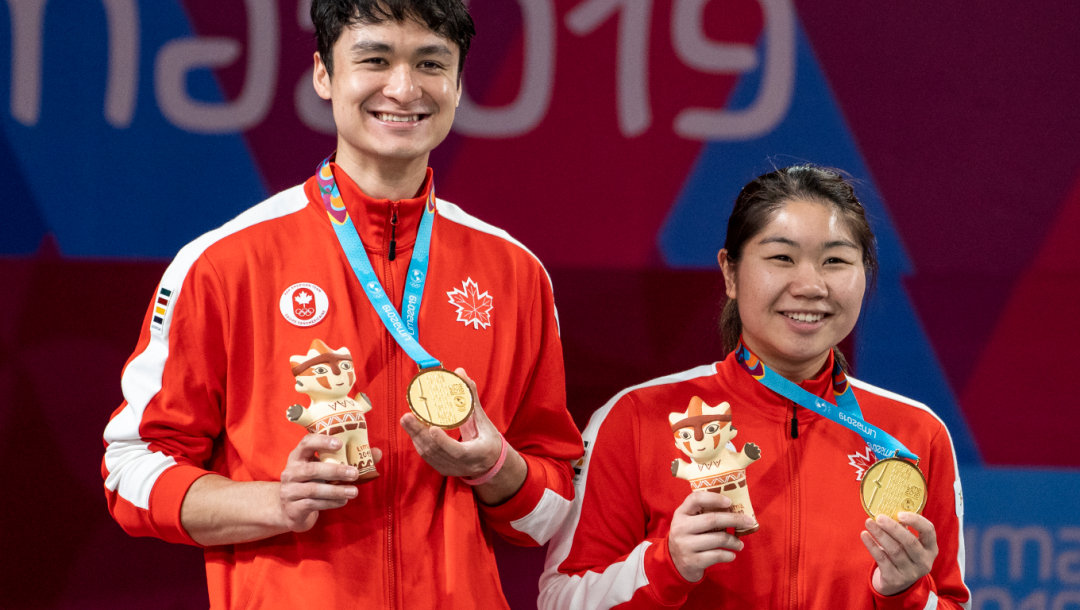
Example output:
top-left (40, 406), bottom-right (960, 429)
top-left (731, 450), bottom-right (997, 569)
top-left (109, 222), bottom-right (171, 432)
top-left (400, 368), bottom-right (528, 505)
top-left (667, 491), bottom-right (755, 582)
top-left (861, 512), bottom-right (939, 596)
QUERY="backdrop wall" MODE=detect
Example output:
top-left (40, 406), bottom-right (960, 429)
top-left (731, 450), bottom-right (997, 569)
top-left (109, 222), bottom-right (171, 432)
top-left (2, 1), bottom-right (1078, 608)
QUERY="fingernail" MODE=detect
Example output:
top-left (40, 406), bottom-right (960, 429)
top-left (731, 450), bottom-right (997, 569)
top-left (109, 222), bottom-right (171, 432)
top-left (330, 439), bottom-right (341, 449)
top-left (348, 467), bottom-right (359, 479)
top-left (346, 487), bottom-right (358, 498)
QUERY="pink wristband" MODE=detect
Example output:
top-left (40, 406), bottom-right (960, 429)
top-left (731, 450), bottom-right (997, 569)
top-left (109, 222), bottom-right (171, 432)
top-left (462, 435), bottom-right (509, 486)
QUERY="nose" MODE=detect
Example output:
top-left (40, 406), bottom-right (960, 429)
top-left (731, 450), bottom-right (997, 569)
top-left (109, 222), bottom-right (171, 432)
top-left (383, 64), bottom-right (422, 105)
top-left (790, 261), bottom-right (828, 298)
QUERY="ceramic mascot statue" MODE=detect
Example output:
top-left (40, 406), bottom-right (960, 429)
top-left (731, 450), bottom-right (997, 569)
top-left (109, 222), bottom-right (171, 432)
top-left (286, 339), bottom-right (378, 480)
top-left (669, 396), bottom-right (760, 535)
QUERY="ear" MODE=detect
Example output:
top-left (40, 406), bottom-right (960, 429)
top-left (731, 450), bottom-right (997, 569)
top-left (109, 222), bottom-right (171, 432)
top-left (718, 249), bottom-right (737, 300)
top-left (313, 51), bottom-right (333, 101)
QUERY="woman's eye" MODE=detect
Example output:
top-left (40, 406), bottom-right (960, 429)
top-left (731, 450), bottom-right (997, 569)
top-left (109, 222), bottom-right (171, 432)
top-left (704, 424), bottom-right (720, 434)
top-left (340, 362), bottom-right (353, 371)
top-left (679, 431), bottom-right (692, 440)
top-left (770, 254), bottom-right (793, 263)
top-left (314, 366), bottom-right (329, 375)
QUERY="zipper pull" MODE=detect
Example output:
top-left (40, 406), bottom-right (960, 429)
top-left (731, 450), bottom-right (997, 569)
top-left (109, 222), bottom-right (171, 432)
top-left (790, 403), bottom-right (798, 439)
top-left (388, 204), bottom-right (399, 261)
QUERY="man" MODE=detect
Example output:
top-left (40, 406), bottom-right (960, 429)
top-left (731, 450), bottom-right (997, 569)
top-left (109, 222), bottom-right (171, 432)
top-left (102, 1), bottom-right (583, 607)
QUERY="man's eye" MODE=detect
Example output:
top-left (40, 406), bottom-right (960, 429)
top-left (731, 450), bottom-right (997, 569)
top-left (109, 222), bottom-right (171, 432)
top-left (314, 366), bottom-right (329, 374)
top-left (679, 431), bottom-right (692, 440)
top-left (704, 424), bottom-right (720, 434)
top-left (340, 362), bottom-right (353, 371)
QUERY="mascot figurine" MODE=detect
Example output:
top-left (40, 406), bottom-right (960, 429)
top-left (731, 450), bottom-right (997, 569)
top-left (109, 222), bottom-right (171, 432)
top-left (669, 396), bottom-right (760, 535)
top-left (286, 339), bottom-right (378, 480)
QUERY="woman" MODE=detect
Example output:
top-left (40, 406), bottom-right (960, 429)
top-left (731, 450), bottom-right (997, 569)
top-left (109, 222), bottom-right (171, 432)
top-left (540, 166), bottom-right (969, 609)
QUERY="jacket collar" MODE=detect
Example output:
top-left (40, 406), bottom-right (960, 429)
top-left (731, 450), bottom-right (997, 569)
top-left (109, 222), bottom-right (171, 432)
top-left (714, 346), bottom-right (838, 424)
top-left (329, 162), bottom-right (433, 255)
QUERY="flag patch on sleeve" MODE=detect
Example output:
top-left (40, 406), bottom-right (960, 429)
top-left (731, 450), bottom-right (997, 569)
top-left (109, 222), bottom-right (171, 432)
top-left (150, 286), bottom-right (173, 335)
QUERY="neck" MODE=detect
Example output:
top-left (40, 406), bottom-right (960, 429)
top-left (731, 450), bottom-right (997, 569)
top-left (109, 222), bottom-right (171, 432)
top-left (741, 337), bottom-right (831, 383)
top-left (334, 145), bottom-right (429, 201)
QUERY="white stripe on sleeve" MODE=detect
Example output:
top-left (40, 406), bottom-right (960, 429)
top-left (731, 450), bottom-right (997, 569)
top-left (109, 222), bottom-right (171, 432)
top-left (103, 186), bottom-right (309, 509)
top-left (539, 364), bottom-right (719, 610)
top-left (512, 488), bottom-right (574, 545)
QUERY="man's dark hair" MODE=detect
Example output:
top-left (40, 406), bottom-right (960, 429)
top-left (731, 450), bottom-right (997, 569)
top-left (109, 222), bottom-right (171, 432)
top-left (312, 0), bottom-right (475, 79)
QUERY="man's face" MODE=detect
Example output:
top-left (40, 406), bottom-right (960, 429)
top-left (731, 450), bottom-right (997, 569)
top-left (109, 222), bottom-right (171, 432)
top-left (313, 18), bottom-right (461, 167)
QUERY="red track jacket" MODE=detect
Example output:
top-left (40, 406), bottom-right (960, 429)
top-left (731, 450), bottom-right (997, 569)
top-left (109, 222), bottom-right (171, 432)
top-left (542, 350), bottom-right (970, 610)
top-left (103, 165), bottom-right (583, 609)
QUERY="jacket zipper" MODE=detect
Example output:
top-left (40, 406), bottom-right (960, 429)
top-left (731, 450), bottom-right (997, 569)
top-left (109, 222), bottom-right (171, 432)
top-left (787, 400), bottom-right (800, 610)
top-left (384, 209), bottom-right (398, 610)
top-left (388, 203), bottom-right (399, 261)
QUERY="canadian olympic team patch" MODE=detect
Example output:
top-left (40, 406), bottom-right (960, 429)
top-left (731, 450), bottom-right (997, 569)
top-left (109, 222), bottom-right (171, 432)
top-left (280, 283), bottom-right (329, 327)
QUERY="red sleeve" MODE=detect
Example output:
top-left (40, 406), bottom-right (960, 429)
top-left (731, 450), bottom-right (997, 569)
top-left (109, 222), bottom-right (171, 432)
top-left (478, 264), bottom-right (584, 545)
top-left (872, 421), bottom-right (971, 609)
top-left (101, 253), bottom-right (228, 546)
top-left (539, 393), bottom-right (698, 610)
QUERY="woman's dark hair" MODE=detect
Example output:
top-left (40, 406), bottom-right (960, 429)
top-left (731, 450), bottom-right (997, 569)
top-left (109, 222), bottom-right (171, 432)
top-left (312, 0), bottom-right (476, 79)
top-left (720, 165), bottom-right (879, 372)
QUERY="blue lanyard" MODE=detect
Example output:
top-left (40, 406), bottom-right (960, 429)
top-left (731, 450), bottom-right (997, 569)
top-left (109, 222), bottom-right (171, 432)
top-left (316, 157), bottom-right (441, 370)
top-left (735, 342), bottom-right (918, 461)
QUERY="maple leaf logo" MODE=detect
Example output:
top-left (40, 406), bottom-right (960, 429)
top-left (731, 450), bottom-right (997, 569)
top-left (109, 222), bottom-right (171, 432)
top-left (847, 445), bottom-right (878, 481)
top-left (447, 278), bottom-right (493, 329)
top-left (294, 291), bottom-right (313, 306)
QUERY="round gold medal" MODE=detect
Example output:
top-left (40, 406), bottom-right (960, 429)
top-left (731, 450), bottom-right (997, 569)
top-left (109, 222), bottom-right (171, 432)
top-left (860, 458), bottom-right (928, 520)
top-left (406, 368), bottom-right (475, 429)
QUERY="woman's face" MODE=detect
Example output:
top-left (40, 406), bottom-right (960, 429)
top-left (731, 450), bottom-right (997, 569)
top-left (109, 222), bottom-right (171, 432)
top-left (719, 198), bottom-right (866, 381)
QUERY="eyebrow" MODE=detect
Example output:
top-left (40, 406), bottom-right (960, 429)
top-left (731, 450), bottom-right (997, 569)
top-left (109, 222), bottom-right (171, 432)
top-left (349, 41), bottom-right (454, 58)
top-left (350, 41), bottom-right (393, 55)
top-left (757, 236), bottom-right (860, 250)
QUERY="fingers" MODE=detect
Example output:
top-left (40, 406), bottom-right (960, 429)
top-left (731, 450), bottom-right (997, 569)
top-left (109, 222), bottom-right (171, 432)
top-left (677, 490), bottom-right (731, 514)
top-left (668, 492), bottom-right (751, 582)
top-left (280, 480), bottom-right (358, 506)
top-left (284, 435), bottom-right (360, 483)
top-left (401, 413), bottom-right (468, 460)
top-left (400, 382), bottom-right (504, 478)
top-left (454, 367), bottom-right (496, 438)
top-left (898, 512), bottom-right (938, 551)
top-left (866, 514), bottom-right (923, 561)
top-left (287, 433), bottom-right (338, 463)
top-left (674, 492), bottom-right (755, 534)
top-left (862, 513), bottom-right (939, 596)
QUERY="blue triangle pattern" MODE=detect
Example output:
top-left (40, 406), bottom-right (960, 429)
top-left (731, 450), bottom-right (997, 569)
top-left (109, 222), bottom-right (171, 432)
top-left (0, 0), bottom-right (267, 259)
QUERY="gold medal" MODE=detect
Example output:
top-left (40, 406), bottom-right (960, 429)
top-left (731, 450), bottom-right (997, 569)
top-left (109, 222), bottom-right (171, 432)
top-left (860, 457), bottom-right (927, 520)
top-left (406, 367), bottom-right (475, 429)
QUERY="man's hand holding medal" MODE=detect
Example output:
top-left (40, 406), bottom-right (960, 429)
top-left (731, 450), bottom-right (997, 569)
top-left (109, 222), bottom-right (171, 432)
top-left (400, 368), bottom-right (527, 506)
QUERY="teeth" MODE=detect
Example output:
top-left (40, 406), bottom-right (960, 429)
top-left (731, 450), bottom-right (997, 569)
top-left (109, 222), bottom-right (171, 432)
top-left (786, 312), bottom-right (824, 323)
top-left (377, 113), bottom-right (420, 122)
